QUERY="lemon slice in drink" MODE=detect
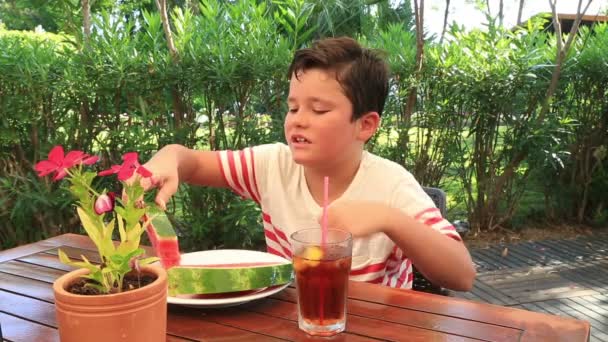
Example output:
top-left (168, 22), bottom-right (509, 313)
top-left (300, 246), bottom-right (323, 268)
top-left (304, 246), bottom-right (324, 261)
top-left (293, 246), bottom-right (325, 271)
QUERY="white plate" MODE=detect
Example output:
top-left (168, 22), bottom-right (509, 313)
top-left (165, 249), bottom-right (292, 308)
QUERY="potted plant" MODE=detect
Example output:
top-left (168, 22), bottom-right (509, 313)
top-left (35, 146), bottom-right (167, 342)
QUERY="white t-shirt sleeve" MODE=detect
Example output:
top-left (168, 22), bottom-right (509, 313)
top-left (216, 144), bottom-right (279, 204)
top-left (391, 175), bottom-right (462, 241)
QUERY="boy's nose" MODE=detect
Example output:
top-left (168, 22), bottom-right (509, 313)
top-left (291, 111), bottom-right (310, 128)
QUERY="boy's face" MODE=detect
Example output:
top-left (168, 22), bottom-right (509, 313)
top-left (285, 68), bottom-right (370, 168)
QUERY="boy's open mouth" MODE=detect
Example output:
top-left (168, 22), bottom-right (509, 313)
top-left (291, 135), bottom-right (311, 144)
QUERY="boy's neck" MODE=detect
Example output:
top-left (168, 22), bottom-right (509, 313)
top-left (304, 152), bottom-right (363, 206)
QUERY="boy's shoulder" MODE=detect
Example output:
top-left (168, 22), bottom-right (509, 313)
top-left (251, 142), bottom-right (289, 153)
top-left (251, 142), bottom-right (298, 174)
top-left (252, 142), bottom-right (291, 160)
top-left (361, 152), bottom-right (435, 213)
top-left (362, 151), bottom-right (417, 183)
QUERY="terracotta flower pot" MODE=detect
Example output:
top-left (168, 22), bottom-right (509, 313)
top-left (53, 265), bottom-right (167, 342)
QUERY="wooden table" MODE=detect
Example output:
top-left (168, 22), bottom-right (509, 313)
top-left (0, 234), bottom-right (590, 341)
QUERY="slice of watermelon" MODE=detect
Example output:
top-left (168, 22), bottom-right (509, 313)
top-left (144, 211), bottom-right (181, 269)
top-left (144, 212), bottom-right (293, 296)
top-left (167, 263), bottom-right (294, 296)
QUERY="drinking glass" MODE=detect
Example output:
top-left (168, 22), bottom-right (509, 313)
top-left (290, 228), bottom-right (353, 336)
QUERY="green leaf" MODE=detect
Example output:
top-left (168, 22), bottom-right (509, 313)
top-left (58, 248), bottom-right (73, 264)
top-left (99, 218), bottom-right (116, 256)
top-left (126, 222), bottom-right (144, 244)
top-left (58, 249), bottom-right (101, 274)
top-left (76, 207), bottom-right (103, 248)
top-left (117, 212), bottom-right (127, 242)
top-left (138, 257), bottom-right (160, 266)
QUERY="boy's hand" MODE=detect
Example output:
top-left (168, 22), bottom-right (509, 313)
top-left (128, 146), bottom-right (181, 210)
top-left (319, 200), bottom-right (392, 237)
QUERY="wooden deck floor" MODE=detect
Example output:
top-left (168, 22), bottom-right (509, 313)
top-left (454, 232), bottom-right (608, 342)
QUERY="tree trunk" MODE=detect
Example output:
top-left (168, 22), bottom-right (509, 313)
top-left (539, 0), bottom-right (593, 124)
top-left (397, 0), bottom-right (425, 166)
top-left (156, 0), bottom-right (183, 130)
top-left (78, 98), bottom-right (89, 148)
top-left (440, 0), bottom-right (450, 44)
top-left (156, 0), bottom-right (178, 60)
top-left (517, 0), bottom-right (525, 24)
top-left (82, 0), bottom-right (91, 47)
top-left (79, 0), bottom-right (91, 148)
top-left (498, 0), bottom-right (504, 26)
top-left (404, 0), bottom-right (424, 121)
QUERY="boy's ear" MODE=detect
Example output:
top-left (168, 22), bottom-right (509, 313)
top-left (357, 111), bottom-right (381, 142)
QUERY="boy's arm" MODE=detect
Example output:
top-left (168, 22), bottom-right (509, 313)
top-left (382, 206), bottom-right (476, 291)
top-left (141, 144), bottom-right (228, 208)
top-left (172, 145), bottom-right (227, 187)
top-left (324, 201), bottom-right (476, 292)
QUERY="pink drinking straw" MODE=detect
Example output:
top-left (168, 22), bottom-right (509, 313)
top-left (321, 176), bottom-right (329, 245)
top-left (319, 176), bottom-right (329, 324)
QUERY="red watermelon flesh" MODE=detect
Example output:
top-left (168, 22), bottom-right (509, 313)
top-left (144, 212), bottom-right (181, 268)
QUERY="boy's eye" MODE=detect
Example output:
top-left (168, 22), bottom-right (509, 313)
top-left (288, 108), bottom-right (298, 113)
top-left (313, 109), bottom-right (329, 114)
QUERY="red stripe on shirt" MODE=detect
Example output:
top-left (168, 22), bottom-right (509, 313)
top-left (350, 261), bottom-right (387, 276)
top-left (264, 228), bottom-right (281, 246)
top-left (262, 213), bottom-right (290, 246)
top-left (264, 227), bottom-right (292, 258)
top-left (216, 152), bottom-right (230, 188)
top-left (239, 150), bottom-right (260, 203)
top-left (266, 245), bottom-right (286, 259)
top-left (439, 224), bottom-right (456, 231)
top-left (273, 227), bottom-right (292, 257)
top-left (383, 250), bottom-right (405, 285)
top-left (282, 246), bottom-right (292, 258)
top-left (436, 224), bottom-right (462, 241)
top-left (384, 261), bottom-right (402, 280)
top-left (414, 207), bottom-right (440, 220)
top-left (395, 259), bottom-right (412, 288)
top-left (273, 227), bottom-right (289, 244)
top-left (443, 231), bottom-right (463, 241)
top-left (384, 247), bottom-right (401, 273)
top-left (423, 216), bottom-right (444, 226)
top-left (249, 148), bottom-right (261, 203)
top-left (226, 150), bottom-right (246, 197)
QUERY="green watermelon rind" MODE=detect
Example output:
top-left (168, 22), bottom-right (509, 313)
top-left (145, 210), bottom-right (177, 239)
top-left (167, 263), bottom-right (294, 296)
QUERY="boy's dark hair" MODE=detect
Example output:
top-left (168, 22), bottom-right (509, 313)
top-left (287, 37), bottom-right (390, 120)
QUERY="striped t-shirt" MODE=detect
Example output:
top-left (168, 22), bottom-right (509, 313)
top-left (217, 143), bottom-right (461, 289)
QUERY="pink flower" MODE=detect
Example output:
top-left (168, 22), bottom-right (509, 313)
top-left (98, 152), bottom-right (152, 181)
top-left (94, 192), bottom-right (116, 215)
top-left (82, 155), bottom-right (100, 165)
top-left (34, 146), bottom-right (99, 181)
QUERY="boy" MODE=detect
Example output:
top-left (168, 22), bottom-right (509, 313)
top-left (140, 37), bottom-right (475, 291)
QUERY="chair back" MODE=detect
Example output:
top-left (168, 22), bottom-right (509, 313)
top-left (422, 186), bottom-right (447, 217)
top-left (415, 186), bottom-right (450, 296)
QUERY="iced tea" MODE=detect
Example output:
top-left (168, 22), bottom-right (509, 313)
top-left (290, 229), bottom-right (353, 336)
